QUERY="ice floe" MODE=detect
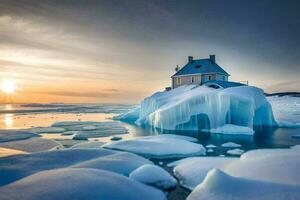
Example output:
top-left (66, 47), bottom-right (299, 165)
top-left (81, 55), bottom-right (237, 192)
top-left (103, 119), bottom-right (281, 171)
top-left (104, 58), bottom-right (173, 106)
top-left (0, 137), bottom-right (63, 153)
top-left (0, 130), bottom-right (38, 143)
top-left (51, 121), bottom-right (128, 139)
top-left (26, 127), bottom-right (66, 133)
top-left (205, 144), bottom-right (217, 148)
top-left (226, 148), bottom-right (245, 156)
top-left (129, 164), bottom-right (177, 190)
top-left (0, 168), bottom-right (166, 200)
top-left (210, 124), bottom-right (254, 135)
top-left (70, 141), bottom-right (105, 149)
top-left (221, 142), bottom-right (242, 148)
top-left (169, 157), bottom-right (238, 190)
top-left (103, 134), bottom-right (206, 158)
top-left (187, 169), bottom-right (300, 200)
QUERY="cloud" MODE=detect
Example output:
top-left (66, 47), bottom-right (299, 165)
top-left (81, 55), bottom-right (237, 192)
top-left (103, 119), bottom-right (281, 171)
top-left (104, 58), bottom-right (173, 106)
top-left (36, 90), bottom-right (120, 98)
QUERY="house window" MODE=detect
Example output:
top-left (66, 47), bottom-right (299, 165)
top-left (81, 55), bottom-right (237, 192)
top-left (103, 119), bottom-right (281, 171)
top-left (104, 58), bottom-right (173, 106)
top-left (191, 76), bottom-right (195, 83)
top-left (222, 76), bottom-right (226, 81)
top-left (176, 77), bottom-right (181, 85)
top-left (208, 75), bottom-right (212, 81)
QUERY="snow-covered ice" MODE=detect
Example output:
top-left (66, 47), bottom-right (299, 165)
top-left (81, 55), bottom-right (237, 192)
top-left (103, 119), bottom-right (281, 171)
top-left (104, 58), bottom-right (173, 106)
top-left (267, 95), bottom-right (300, 127)
top-left (72, 152), bottom-right (152, 176)
top-left (187, 169), bottom-right (300, 200)
top-left (103, 134), bottom-right (206, 158)
top-left (115, 85), bottom-right (276, 133)
top-left (168, 157), bottom-right (237, 190)
top-left (129, 164), bottom-right (177, 190)
top-left (223, 147), bottom-right (300, 186)
top-left (221, 142), bottom-right (242, 148)
top-left (0, 168), bottom-right (166, 200)
top-left (0, 148), bottom-right (117, 186)
top-left (226, 148), bottom-right (245, 156)
top-left (0, 147), bottom-right (27, 157)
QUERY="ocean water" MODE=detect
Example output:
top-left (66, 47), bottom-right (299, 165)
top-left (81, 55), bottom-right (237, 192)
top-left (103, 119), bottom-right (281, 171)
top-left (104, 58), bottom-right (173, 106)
top-left (0, 103), bottom-right (299, 151)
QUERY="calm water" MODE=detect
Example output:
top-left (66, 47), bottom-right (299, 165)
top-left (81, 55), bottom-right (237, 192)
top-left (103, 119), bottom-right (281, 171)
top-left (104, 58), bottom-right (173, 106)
top-left (0, 103), bottom-right (299, 151)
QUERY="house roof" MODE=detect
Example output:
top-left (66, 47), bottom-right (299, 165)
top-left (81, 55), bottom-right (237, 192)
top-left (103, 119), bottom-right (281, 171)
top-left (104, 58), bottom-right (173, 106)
top-left (203, 80), bottom-right (245, 89)
top-left (172, 59), bottom-right (230, 77)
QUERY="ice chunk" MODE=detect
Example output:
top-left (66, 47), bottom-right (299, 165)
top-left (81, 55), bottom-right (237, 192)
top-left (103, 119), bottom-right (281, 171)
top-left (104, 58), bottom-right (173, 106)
top-left (26, 127), bottom-right (66, 133)
top-left (210, 124), bottom-right (254, 135)
top-left (226, 148), bottom-right (245, 156)
top-left (103, 134), bottom-right (206, 158)
top-left (0, 137), bottom-right (63, 153)
top-left (221, 142), bottom-right (242, 148)
top-left (187, 169), bottom-right (300, 200)
top-left (118, 85), bottom-right (276, 131)
top-left (0, 130), bottom-right (38, 142)
top-left (207, 148), bottom-right (214, 153)
top-left (129, 164), bottom-right (177, 190)
top-left (0, 168), bottom-right (166, 200)
top-left (206, 144), bottom-right (217, 148)
top-left (70, 141), bottom-right (105, 149)
top-left (169, 157), bottom-right (237, 190)
top-left (72, 152), bottom-right (152, 176)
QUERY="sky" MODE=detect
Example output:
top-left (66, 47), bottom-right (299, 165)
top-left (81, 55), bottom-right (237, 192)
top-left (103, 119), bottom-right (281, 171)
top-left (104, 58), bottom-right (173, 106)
top-left (0, 0), bottom-right (299, 103)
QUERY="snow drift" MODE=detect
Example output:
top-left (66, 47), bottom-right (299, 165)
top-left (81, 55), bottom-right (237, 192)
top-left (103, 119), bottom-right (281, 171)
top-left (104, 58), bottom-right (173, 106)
top-left (115, 85), bottom-right (276, 133)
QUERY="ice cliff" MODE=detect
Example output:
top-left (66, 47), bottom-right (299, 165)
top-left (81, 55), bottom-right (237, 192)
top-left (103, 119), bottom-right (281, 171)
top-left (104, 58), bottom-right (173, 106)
top-left (115, 85), bottom-right (277, 133)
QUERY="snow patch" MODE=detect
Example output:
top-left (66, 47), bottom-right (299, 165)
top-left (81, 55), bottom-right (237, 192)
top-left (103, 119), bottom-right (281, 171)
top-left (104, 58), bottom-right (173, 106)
top-left (129, 164), bottom-right (177, 190)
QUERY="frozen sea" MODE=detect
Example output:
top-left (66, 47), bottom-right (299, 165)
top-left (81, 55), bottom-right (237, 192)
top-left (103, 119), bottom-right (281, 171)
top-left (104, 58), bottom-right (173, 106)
top-left (0, 100), bottom-right (300, 200)
top-left (0, 103), bottom-right (300, 152)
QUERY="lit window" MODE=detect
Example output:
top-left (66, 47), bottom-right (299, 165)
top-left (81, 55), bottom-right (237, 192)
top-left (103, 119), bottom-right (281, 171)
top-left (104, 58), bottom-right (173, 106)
top-left (176, 77), bottom-right (181, 85)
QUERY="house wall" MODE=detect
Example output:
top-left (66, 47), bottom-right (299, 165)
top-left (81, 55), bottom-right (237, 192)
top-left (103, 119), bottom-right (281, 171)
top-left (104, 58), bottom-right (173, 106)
top-left (172, 74), bottom-right (229, 89)
top-left (201, 74), bottom-right (228, 83)
top-left (172, 75), bottom-right (202, 88)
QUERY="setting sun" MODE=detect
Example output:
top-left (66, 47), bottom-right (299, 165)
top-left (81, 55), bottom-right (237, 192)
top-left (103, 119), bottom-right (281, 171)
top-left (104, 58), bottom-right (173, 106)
top-left (1, 80), bottom-right (16, 94)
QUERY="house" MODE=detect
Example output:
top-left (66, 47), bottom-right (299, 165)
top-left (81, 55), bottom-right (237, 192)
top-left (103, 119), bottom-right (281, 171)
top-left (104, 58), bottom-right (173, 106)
top-left (171, 55), bottom-right (231, 89)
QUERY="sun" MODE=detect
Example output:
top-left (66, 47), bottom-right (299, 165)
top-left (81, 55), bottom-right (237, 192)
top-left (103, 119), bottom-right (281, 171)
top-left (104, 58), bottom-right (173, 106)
top-left (1, 80), bottom-right (16, 94)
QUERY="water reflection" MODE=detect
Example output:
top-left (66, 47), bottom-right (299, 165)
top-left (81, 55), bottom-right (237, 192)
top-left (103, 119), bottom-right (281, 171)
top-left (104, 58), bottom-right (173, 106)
top-left (4, 114), bottom-right (14, 128)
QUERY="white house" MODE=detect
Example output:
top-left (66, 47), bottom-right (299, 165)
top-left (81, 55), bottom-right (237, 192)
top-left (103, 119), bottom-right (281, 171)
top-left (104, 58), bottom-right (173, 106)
top-left (171, 55), bottom-right (231, 89)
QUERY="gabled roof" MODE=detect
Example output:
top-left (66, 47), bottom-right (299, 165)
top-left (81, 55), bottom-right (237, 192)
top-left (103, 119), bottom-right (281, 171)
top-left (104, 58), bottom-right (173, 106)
top-left (172, 59), bottom-right (229, 77)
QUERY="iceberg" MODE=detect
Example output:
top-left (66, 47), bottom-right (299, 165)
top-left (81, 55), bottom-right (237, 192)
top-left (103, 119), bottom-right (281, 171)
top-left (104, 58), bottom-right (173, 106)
top-left (115, 85), bottom-right (276, 133)
top-left (129, 164), bottom-right (177, 190)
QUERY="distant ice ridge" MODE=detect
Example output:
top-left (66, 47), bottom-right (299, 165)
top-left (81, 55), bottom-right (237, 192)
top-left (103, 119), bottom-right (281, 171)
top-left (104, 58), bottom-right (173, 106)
top-left (115, 85), bottom-right (276, 133)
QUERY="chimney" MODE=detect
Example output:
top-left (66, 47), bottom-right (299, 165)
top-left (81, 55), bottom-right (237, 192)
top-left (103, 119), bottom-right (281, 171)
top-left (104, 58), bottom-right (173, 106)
top-left (188, 56), bottom-right (193, 63)
top-left (209, 55), bottom-right (215, 63)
